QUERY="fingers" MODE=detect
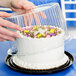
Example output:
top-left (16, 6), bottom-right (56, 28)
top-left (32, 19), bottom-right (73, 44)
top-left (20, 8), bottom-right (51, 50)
top-left (24, 13), bottom-right (41, 26)
top-left (0, 38), bottom-right (4, 41)
top-left (27, 14), bottom-right (33, 26)
top-left (0, 26), bottom-right (20, 38)
top-left (33, 13), bottom-right (41, 26)
top-left (0, 12), bottom-right (12, 17)
top-left (0, 33), bottom-right (15, 41)
top-left (24, 15), bottom-right (28, 26)
top-left (0, 18), bottom-right (21, 31)
top-left (11, 0), bottom-right (46, 26)
top-left (0, 18), bottom-right (21, 41)
top-left (38, 12), bottom-right (46, 19)
top-left (22, 1), bottom-right (36, 10)
top-left (24, 14), bottom-right (33, 26)
top-left (11, 7), bottom-right (25, 13)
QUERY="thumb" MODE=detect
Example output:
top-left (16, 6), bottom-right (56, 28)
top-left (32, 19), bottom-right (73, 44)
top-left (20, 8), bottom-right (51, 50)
top-left (0, 12), bottom-right (12, 17)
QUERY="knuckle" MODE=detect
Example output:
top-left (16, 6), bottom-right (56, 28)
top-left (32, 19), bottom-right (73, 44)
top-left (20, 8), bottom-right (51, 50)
top-left (4, 35), bottom-right (8, 39)
top-left (17, 2), bottom-right (21, 5)
top-left (11, 32), bottom-right (18, 38)
top-left (4, 35), bottom-right (14, 41)
top-left (11, 32), bottom-right (16, 37)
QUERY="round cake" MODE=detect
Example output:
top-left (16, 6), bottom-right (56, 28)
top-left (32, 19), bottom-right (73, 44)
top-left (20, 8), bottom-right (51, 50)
top-left (13, 25), bottom-right (69, 69)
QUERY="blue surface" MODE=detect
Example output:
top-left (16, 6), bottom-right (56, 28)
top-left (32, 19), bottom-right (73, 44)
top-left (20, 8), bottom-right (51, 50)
top-left (0, 39), bottom-right (76, 76)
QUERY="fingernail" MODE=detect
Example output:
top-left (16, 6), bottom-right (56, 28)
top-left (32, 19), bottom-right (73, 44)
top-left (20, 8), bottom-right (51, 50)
top-left (1, 40), bottom-right (5, 42)
top-left (16, 35), bottom-right (20, 38)
top-left (11, 39), bottom-right (15, 41)
top-left (18, 27), bottom-right (22, 31)
top-left (9, 14), bottom-right (12, 16)
top-left (7, 14), bottom-right (12, 17)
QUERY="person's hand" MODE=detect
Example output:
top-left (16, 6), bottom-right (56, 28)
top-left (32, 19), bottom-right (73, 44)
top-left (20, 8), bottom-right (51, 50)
top-left (10, 0), bottom-right (46, 26)
top-left (10, 0), bottom-right (35, 13)
top-left (0, 12), bottom-right (21, 41)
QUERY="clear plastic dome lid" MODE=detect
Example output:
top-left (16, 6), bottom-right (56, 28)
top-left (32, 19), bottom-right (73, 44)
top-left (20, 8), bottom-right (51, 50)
top-left (5, 3), bottom-right (67, 31)
top-left (6, 3), bottom-right (70, 55)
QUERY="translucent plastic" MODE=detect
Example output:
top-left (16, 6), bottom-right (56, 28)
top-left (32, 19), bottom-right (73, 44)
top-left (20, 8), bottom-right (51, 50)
top-left (5, 3), bottom-right (67, 29)
top-left (5, 3), bottom-right (70, 55)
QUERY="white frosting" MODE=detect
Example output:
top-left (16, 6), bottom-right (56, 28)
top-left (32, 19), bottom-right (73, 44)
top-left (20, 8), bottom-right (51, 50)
top-left (12, 27), bottom-right (68, 69)
top-left (13, 54), bottom-right (69, 69)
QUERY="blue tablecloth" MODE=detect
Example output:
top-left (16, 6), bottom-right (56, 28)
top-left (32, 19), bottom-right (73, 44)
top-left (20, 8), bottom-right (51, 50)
top-left (0, 39), bottom-right (76, 76)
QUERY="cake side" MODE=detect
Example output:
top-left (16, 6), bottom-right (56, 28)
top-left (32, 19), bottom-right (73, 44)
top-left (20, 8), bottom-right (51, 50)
top-left (13, 53), bottom-right (69, 69)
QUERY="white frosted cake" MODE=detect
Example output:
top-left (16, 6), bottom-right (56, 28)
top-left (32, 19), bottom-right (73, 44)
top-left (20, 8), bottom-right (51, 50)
top-left (13, 25), bottom-right (69, 70)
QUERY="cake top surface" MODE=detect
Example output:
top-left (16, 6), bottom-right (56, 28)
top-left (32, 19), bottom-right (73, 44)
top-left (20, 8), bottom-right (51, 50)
top-left (20, 25), bottom-right (62, 38)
